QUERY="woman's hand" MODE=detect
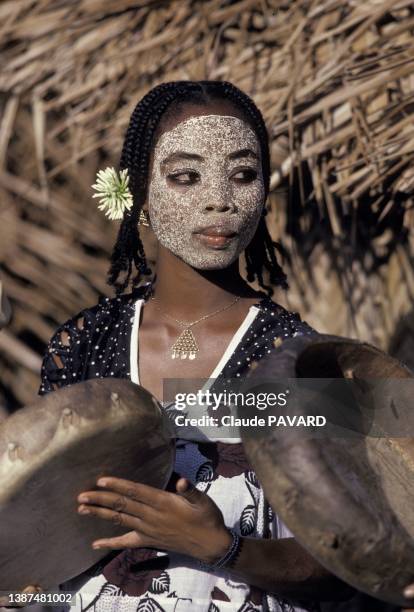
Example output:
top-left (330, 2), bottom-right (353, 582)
top-left (77, 476), bottom-right (352, 601)
top-left (77, 476), bottom-right (232, 565)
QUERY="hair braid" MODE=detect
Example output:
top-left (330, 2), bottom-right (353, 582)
top-left (108, 80), bottom-right (288, 296)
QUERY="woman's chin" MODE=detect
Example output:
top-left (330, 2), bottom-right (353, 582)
top-left (175, 251), bottom-right (239, 270)
top-left (195, 259), bottom-right (237, 270)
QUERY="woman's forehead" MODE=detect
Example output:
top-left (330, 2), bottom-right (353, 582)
top-left (152, 114), bottom-right (260, 157)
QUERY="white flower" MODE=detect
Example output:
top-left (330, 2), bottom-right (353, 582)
top-left (92, 167), bottom-right (133, 220)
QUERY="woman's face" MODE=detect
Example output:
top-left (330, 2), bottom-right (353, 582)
top-left (147, 113), bottom-right (265, 269)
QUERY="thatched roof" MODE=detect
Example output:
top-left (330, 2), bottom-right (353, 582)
top-left (0, 0), bottom-right (413, 409)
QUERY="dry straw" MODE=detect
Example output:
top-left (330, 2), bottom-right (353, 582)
top-left (0, 0), bottom-right (413, 408)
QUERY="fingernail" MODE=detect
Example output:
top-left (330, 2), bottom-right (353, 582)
top-left (404, 585), bottom-right (414, 598)
top-left (92, 543), bottom-right (101, 549)
top-left (78, 506), bottom-right (90, 514)
top-left (97, 478), bottom-right (108, 487)
top-left (78, 495), bottom-right (89, 503)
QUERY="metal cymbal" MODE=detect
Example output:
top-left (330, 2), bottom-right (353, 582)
top-left (0, 378), bottom-right (174, 592)
top-left (241, 334), bottom-right (414, 606)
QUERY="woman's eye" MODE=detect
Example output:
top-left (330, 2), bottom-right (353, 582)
top-left (231, 168), bottom-right (258, 183)
top-left (167, 171), bottom-right (200, 185)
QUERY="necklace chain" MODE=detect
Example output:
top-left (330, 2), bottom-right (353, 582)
top-left (150, 294), bottom-right (241, 329)
top-left (145, 283), bottom-right (242, 360)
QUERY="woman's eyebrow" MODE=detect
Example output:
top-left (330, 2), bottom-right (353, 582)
top-left (161, 151), bottom-right (204, 166)
top-left (228, 148), bottom-right (258, 161)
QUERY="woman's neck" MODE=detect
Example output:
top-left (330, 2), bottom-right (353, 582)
top-left (149, 248), bottom-right (263, 319)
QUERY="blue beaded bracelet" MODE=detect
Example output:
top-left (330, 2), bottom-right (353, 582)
top-left (199, 529), bottom-right (243, 571)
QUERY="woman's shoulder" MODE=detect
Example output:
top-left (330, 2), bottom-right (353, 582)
top-left (254, 294), bottom-right (318, 338)
top-left (39, 285), bottom-right (149, 395)
top-left (55, 284), bottom-right (149, 333)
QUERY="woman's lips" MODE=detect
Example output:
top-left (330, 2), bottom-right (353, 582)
top-left (193, 228), bottom-right (238, 249)
top-left (195, 234), bottom-right (236, 248)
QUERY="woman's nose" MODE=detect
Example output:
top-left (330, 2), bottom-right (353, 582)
top-left (204, 201), bottom-right (233, 213)
top-left (201, 179), bottom-right (237, 213)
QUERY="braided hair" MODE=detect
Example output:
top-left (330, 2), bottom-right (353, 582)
top-left (108, 80), bottom-right (288, 295)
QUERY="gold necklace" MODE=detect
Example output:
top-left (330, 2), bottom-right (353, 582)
top-left (150, 294), bottom-right (241, 360)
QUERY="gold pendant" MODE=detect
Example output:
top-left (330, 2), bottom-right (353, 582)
top-left (171, 328), bottom-right (199, 360)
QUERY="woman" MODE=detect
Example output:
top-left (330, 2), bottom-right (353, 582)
top-left (38, 81), bottom-right (355, 612)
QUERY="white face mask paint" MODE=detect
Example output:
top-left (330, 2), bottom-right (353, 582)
top-left (147, 114), bottom-right (265, 269)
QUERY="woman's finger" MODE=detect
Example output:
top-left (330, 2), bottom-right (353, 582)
top-left (92, 530), bottom-right (148, 550)
top-left (175, 478), bottom-right (205, 506)
top-left (78, 503), bottom-right (145, 532)
top-left (77, 490), bottom-right (153, 521)
top-left (93, 477), bottom-right (167, 509)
